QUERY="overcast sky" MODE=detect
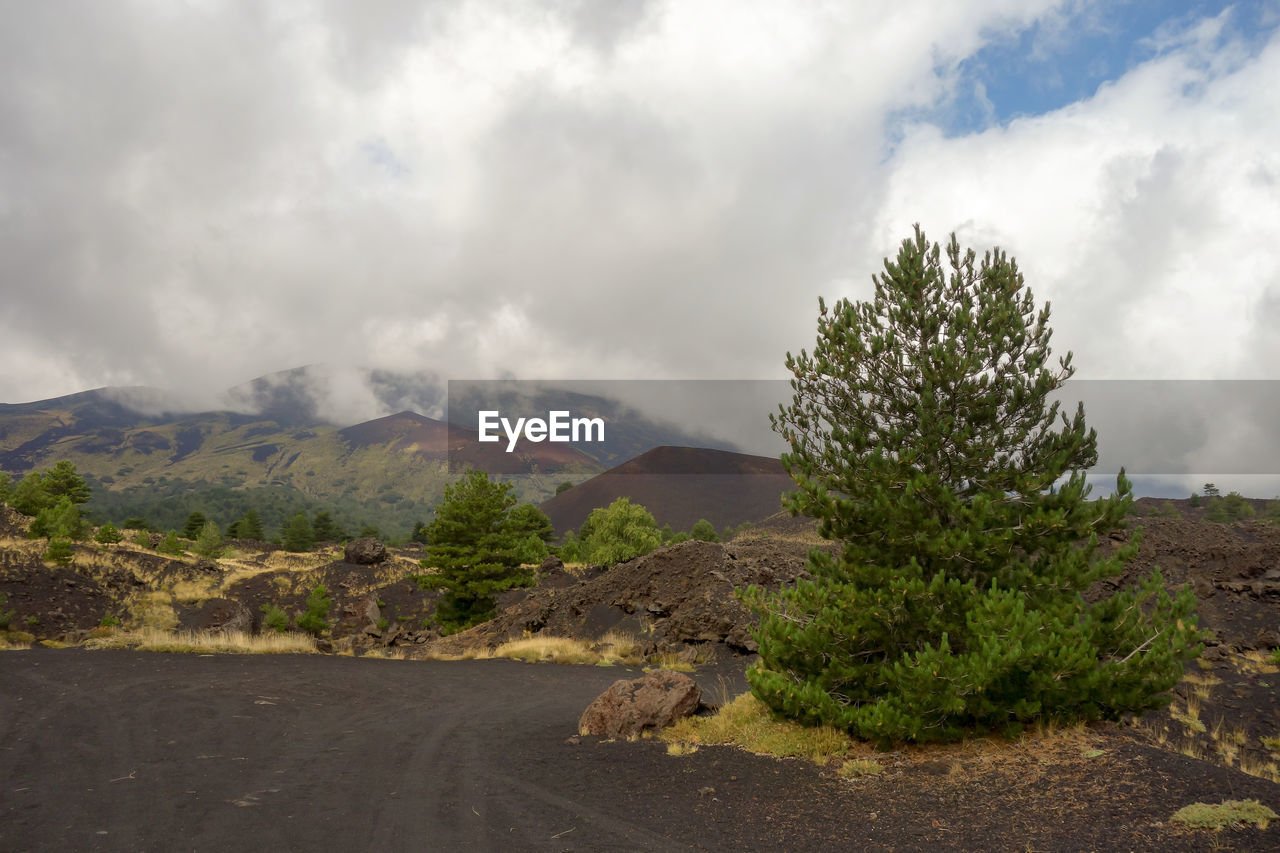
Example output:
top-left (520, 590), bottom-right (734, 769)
top-left (2, 1), bottom-right (1278, 411)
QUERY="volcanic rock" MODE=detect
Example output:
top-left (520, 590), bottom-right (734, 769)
top-left (578, 670), bottom-right (701, 739)
top-left (344, 537), bottom-right (387, 565)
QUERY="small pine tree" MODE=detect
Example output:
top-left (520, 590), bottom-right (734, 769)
top-left (418, 470), bottom-right (535, 633)
top-left (193, 521), bottom-right (225, 559)
top-left (295, 584), bottom-right (331, 636)
top-left (410, 520), bottom-right (430, 545)
top-left (1188, 493), bottom-right (1201, 508)
top-left (238, 508), bottom-right (265, 541)
top-left (690, 519), bottom-right (720, 542)
top-left (746, 225), bottom-right (1201, 743)
top-left (41, 461), bottom-right (90, 505)
top-left (45, 538), bottom-right (74, 567)
top-left (95, 522), bottom-right (123, 544)
top-left (1223, 492), bottom-right (1255, 521)
top-left (182, 511), bottom-right (208, 539)
top-left (261, 603), bottom-right (290, 633)
top-left (29, 497), bottom-right (86, 540)
top-left (358, 524), bottom-right (382, 540)
top-left (1204, 497), bottom-right (1229, 523)
top-left (157, 530), bottom-right (185, 556)
top-left (282, 512), bottom-right (315, 552)
top-left (1202, 483), bottom-right (1220, 498)
top-left (311, 510), bottom-right (345, 543)
top-left (10, 472), bottom-right (50, 516)
top-left (132, 530), bottom-right (152, 548)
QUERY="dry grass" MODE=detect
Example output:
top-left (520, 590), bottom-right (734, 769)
top-left (661, 693), bottom-right (854, 765)
top-left (425, 632), bottom-right (708, 671)
top-left (1234, 649), bottom-right (1280, 676)
top-left (85, 627), bottom-right (316, 655)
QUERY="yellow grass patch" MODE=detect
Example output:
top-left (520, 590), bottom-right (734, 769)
top-left (85, 627), bottom-right (316, 655)
top-left (661, 693), bottom-right (854, 765)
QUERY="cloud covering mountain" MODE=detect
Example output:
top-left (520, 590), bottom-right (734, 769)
top-left (1, 1), bottom-right (1276, 409)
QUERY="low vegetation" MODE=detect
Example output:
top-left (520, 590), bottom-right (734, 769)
top-left (662, 693), bottom-right (854, 765)
top-left (1170, 799), bottom-right (1276, 830)
top-left (85, 627), bottom-right (316, 655)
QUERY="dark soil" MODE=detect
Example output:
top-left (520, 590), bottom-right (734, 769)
top-left (1, 649), bottom-right (1276, 852)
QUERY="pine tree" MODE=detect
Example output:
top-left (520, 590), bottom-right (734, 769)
top-left (157, 530), bottom-right (185, 556)
top-left (744, 225), bottom-right (1201, 743)
top-left (417, 471), bottom-right (535, 634)
top-left (182, 511), bottom-right (208, 539)
top-left (282, 512), bottom-right (315, 552)
top-left (10, 472), bottom-right (50, 516)
top-left (238, 508), bottom-right (265, 541)
top-left (311, 510), bottom-right (345, 543)
top-left (193, 521), bottom-right (225, 559)
top-left (41, 461), bottom-right (90, 505)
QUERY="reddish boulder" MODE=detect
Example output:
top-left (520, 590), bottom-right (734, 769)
top-left (578, 670), bottom-right (701, 739)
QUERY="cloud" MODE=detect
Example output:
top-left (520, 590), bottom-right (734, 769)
top-left (871, 8), bottom-right (1280, 382)
top-left (0, 0), bottom-right (1275, 456)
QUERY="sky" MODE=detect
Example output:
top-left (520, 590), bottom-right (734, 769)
top-left (2, 3), bottom-right (1278, 436)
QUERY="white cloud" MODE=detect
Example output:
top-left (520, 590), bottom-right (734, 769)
top-left (872, 12), bottom-right (1280, 379)
top-left (0, 0), bottom-right (1274, 422)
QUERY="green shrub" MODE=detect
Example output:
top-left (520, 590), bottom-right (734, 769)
top-left (0, 592), bottom-right (13, 629)
top-left (44, 538), bottom-right (74, 566)
top-left (95, 522), bottom-right (123, 544)
top-left (578, 498), bottom-right (662, 566)
top-left (132, 530), bottom-right (152, 548)
top-left (690, 519), bottom-right (720, 542)
top-left (295, 584), bottom-right (331, 636)
top-left (157, 530), bottom-right (185, 556)
top-left (99, 614), bottom-right (120, 628)
top-left (261, 604), bottom-right (290, 633)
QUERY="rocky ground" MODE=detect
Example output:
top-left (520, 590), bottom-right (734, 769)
top-left (1, 500), bottom-right (1278, 848)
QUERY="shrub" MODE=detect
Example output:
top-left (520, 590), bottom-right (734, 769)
top-left (261, 604), bottom-right (290, 633)
top-left (295, 584), bottom-right (331, 636)
top-left (0, 592), bottom-right (13, 629)
top-left (744, 225), bottom-right (1201, 743)
top-left (1170, 800), bottom-right (1276, 830)
top-left (690, 519), bottom-right (719, 542)
top-left (132, 530), bottom-right (152, 548)
top-left (578, 498), bottom-right (662, 566)
top-left (157, 530), bottom-right (185, 556)
top-left (45, 538), bottom-right (74, 566)
top-left (29, 497), bottom-right (86, 540)
top-left (95, 522), bottom-right (123, 544)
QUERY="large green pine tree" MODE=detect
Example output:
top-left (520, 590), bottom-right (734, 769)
top-left (418, 471), bottom-right (535, 633)
top-left (744, 225), bottom-right (1202, 743)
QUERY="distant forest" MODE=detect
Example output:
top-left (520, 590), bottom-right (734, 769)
top-left (79, 476), bottom-right (426, 542)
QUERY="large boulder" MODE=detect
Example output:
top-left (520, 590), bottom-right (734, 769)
top-left (579, 670), bottom-right (701, 739)
top-left (344, 537), bottom-right (387, 565)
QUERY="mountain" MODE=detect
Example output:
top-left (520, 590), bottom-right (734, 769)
top-left (539, 446), bottom-right (795, 536)
top-left (0, 368), bottom-right (749, 537)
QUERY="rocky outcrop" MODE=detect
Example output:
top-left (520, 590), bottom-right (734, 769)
top-left (344, 537), bottom-right (387, 565)
top-left (578, 670), bottom-right (701, 739)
